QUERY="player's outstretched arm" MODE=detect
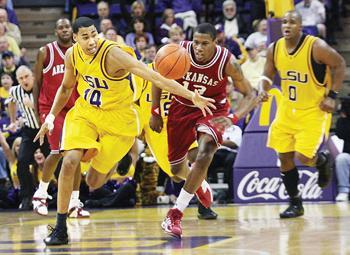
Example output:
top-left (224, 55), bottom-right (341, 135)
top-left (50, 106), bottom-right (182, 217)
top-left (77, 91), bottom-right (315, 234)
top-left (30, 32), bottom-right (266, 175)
top-left (313, 39), bottom-right (346, 113)
top-left (34, 48), bottom-right (76, 145)
top-left (225, 56), bottom-right (258, 119)
top-left (106, 47), bottom-right (216, 116)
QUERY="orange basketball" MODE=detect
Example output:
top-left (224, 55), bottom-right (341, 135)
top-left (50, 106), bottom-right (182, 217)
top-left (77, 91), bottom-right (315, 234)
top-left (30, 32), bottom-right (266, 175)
top-left (154, 43), bottom-right (191, 80)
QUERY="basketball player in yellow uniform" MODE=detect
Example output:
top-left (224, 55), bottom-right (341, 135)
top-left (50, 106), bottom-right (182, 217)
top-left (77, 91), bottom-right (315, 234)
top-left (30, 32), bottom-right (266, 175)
top-left (260, 11), bottom-right (346, 218)
top-left (34, 17), bottom-right (215, 246)
top-left (137, 63), bottom-right (218, 219)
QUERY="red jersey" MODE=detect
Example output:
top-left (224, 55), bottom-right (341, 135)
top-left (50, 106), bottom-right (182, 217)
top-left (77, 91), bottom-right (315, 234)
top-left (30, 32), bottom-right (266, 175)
top-left (38, 41), bottom-right (78, 113)
top-left (174, 41), bottom-right (232, 107)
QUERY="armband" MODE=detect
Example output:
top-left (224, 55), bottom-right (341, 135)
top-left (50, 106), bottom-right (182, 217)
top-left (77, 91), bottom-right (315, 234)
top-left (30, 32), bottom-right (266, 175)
top-left (327, 90), bottom-right (338, 100)
top-left (151, 106), bottom-right (161, 116)
top-left (260, 75), bottom-right (273, 86)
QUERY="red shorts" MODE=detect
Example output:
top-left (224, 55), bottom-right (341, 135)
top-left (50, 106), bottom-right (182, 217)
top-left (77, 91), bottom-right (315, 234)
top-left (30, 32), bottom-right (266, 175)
top-left (39, 109), bottom-right (69, 154)
top-left (167, 101), bottom-right (229, 165)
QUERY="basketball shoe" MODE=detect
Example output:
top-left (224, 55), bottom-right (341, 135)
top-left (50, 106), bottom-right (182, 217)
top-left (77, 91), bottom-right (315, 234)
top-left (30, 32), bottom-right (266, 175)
top-left (316, 151), bottom-right (332, 188)
top-left (32, 191), bottom-right (52, 216)
top-left (68, 199), bottom-right (90, 218)
top-left (44, 225), bottom-right (68, 245)
top-left (161, 208), bottom-right (183, 238)
top-left (280, 197), bottom-right (304, 218)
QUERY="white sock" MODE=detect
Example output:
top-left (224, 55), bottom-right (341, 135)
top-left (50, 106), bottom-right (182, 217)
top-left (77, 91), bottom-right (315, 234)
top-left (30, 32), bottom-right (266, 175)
top-left (174, 188), bottom-right (194, 212)
top-left (37, 181), bottom-right (49, 194)
top-left (71, 190), bottom-right (80, 201)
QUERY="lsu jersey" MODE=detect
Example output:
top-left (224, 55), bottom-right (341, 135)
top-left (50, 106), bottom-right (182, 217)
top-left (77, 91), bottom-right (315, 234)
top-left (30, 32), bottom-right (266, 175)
top-left (274, 34), bottom-right (331, 110)
top-left (70, 38), bottom-right (142, 110)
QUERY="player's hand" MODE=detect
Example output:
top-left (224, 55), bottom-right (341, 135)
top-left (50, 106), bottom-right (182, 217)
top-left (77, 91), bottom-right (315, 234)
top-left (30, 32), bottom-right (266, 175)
top-left (149, 114), bottom-right (163, 133)
top-left (209, 116), bottom-right (233, 132)
top-left (33, 114), bottom-right (55, 145)
top-left (191, 90), bottom-right (216, 117)
top-left (319, 97), bottom-right (336, 113)
top-left (259, 91), bottom-right (270, 102)
top-left (4, 122), bottom-right (18, 133)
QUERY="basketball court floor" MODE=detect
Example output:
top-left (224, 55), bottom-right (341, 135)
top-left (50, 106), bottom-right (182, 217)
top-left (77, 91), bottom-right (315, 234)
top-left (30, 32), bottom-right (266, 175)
top-left (0, 203), bottom-right (349, 254)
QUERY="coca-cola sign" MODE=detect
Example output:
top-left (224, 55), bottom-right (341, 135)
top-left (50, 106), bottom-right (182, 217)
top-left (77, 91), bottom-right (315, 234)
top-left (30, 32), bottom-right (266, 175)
top-left (234, 167), bottom-right (335, 203)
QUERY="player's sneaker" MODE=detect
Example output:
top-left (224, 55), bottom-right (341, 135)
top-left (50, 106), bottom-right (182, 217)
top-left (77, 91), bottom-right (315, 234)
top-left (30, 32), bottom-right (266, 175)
top-left (316, 151), bottom-right (332, 188)
top-left (197, 203), bottom-right (218, 220)
top-left (44, 225), bottom-right (68, 245)
top-left (161, 208), bottom-right (183, 239)
top-left (280, 197), bottom-right (304, 219)
top-left (68, 200), bottom-right (90, 218)
top-left (195, 180), bottom-right (213, 208)
top-left (32, 191), bottom-right (52, 216)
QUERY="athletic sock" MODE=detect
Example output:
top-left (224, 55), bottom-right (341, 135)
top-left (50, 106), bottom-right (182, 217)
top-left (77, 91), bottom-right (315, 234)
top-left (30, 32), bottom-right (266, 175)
top-left (281, 167), bottom-right (299, 198)
top-left (56, 213), bottom-right (67, 229)
top-left (174, 188), bottom-right (194, 212)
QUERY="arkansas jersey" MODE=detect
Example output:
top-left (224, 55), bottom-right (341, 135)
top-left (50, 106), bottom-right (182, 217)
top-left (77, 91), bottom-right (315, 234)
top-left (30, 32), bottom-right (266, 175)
top-left (174, 41), bottom-right (232, 107)
top-left (38, 41), bottom-right (77, 113)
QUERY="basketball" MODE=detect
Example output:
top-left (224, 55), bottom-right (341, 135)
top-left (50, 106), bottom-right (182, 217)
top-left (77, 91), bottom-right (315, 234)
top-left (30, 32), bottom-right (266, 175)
top-left (154, 43), bottom-right (191, 80)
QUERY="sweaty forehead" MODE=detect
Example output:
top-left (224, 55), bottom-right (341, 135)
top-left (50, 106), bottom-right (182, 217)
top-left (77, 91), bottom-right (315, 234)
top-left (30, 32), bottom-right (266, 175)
top-left (77, 25), bottom-right (96, 35)
top-left (283, 12), bottom-right (302, 23)
top-left (193, 32), bottom-right (214, 42)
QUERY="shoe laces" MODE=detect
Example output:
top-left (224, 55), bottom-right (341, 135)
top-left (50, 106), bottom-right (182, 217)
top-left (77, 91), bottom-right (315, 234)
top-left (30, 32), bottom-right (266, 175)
top-left (169, 210), bottom-right (182, 226)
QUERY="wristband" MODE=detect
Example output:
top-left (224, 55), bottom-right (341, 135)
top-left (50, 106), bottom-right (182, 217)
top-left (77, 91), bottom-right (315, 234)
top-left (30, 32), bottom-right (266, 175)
top-left (327, 90), bottom-right (338, 100)
top-left (151, 106), bottom-right (160, 116)
top-left (228, 113), bottom-right (239, 125)
top-left (44, 113), bottom-right (55, 130)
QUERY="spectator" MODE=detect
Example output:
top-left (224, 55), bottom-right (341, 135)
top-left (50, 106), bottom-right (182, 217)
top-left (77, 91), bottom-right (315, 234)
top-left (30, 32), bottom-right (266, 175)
top-left (241, 46), bottom-right (266, 91)
top-left (168, 26), bottom-right (185, 44)
top-left (134, 33), bottom-right (148, 61)
top-left (105, 26), bottom-right (125, 44)
top-left (130, 0), bottom-right (146, 19)
top-left (295, 0), bottom-right (326, 38)
top-left (157, 8), bottom-right (183, 44)
top-left (215, 24), bottom-right (247, 64)
top-left (125, 18), bottom-right (154, 48)
top-left (93, 1), bottom-right (121, 35)
top-left (335, 96), bottom-right (350, 202)
top-left (0, 8), bottom-right (20, 45)
top-left (143, 44), bottom-right (157, 64)
top-left (0, 1), bottom-right (18, 25)
top-left (98, 18), bottom-right (113, 38)
top-left (215, 0), bottom-right (249, 40)
top-left (244, 19), bottom-right (268, 56)
top-left (0, 50), bottom-right (18, 84)
top-left (0, 23), bottom-right (20, 57)
top-left (163, 0), bottom-right (198, 39)
top-left (0, 72), bottom-right (13, 113)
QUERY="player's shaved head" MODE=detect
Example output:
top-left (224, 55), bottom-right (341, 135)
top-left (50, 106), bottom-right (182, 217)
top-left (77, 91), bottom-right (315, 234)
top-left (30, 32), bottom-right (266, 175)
top-left (56, 18), bottom-right (71, 28)
top-left (284, 10), bottom-right (302, 25)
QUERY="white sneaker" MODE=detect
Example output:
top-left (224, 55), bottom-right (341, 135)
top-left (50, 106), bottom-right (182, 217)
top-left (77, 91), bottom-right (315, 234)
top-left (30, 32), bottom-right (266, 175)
top-left (68, 200), bottom-right (90, 218)
top-left (336, 193), bottom-right (349, 202)
top-left (32, 191), bottom-right (52, 216)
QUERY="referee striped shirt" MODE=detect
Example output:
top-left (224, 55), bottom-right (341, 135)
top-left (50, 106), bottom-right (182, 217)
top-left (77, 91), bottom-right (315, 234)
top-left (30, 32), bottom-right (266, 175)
top-left (8, 85), bottom-right (40, 129)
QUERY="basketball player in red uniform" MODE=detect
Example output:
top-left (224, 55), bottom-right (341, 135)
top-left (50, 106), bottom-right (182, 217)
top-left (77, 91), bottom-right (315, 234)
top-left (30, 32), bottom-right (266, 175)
top-left (32, 18), bottom-right (89, 218)
top-left (155, 23), bottom-right (259, 238)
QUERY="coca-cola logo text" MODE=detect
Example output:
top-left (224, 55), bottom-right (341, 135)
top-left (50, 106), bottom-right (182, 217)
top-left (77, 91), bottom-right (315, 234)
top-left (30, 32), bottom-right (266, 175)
top-left (237, 170), bottom-right (322, 201)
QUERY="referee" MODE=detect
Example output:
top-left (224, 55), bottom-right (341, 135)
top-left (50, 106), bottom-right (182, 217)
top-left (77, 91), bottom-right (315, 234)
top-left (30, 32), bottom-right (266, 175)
top-left (7, 65), bottom-right (50, 210)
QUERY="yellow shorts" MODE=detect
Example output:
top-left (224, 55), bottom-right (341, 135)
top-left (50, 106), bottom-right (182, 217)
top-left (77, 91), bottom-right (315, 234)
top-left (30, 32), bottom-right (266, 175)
top-left (267, 104), bottom-right (331, 158)
top-left (61, 98), bottom-right (142, 174)
top-left (143, 119), bottom-right (197, 177)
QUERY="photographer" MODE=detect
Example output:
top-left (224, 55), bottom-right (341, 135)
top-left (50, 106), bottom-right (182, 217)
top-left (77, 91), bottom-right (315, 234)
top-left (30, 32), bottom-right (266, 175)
top-left (335, 96), bottom-right (350, 202)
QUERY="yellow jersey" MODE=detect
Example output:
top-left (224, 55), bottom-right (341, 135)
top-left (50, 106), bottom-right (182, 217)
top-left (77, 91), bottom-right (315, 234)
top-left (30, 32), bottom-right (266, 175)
top-left (274, 34), bottom-right (331, 110)
top-left (71, 38), bottom-right (142, 110)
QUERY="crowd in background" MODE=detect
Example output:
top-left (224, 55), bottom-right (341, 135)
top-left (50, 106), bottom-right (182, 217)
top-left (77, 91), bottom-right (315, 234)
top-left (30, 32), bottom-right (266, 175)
top-left (0, 0), bottom-right (349, 210)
